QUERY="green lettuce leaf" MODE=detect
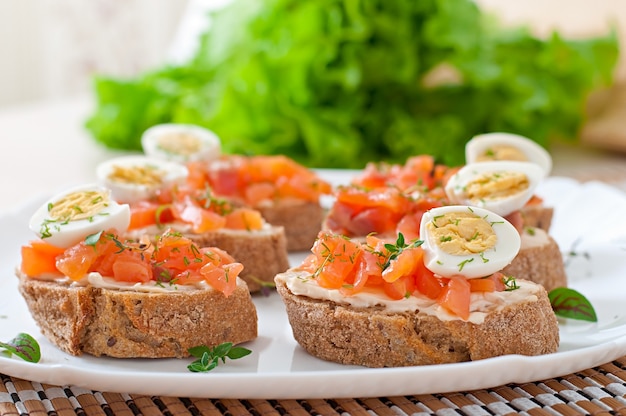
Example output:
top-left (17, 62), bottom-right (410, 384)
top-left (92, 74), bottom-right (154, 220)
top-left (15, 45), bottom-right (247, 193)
top-left (85, 0), bottom-right (619, 168)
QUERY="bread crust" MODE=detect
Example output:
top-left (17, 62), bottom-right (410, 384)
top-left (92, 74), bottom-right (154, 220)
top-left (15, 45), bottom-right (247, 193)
top-left (521, 204), bottom-right (553, 232)
top-left (275, 276), bottom-right (559, 367)
top-left (502, 228), bottom-right (567, 292)
top-left (18, 273), bottom-right (258, 358)
top-left (257, 200), bottom-right (325, 252)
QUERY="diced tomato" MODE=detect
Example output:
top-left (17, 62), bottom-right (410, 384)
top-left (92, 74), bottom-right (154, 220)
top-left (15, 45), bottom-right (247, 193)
top-left (396, 213), bottom-right (421, 241)
top-left (206, 162), bottom-right (241, 197)
top-left (185, 161), bottom-right (210, 190)
top-left (467, 272), bottom-right (508, 293)
top-left (20, 240), bottom-right (66, 277)
top-left (525, 195), bottom-right (543, 206)
top-left (171, 270), bottom-right (205, 285)
top-left (202, 246), bottom-right (237, 265)
top-left (310, 232), bottom-right (362, 289)
top-left (468, 278), bottom-right (496, 293)
top-left (56, 243), bottom-right (100, 281)
top-left (394, 155), bottom-right (436, 191)
top-left (245, 182), bottom-right (276, 205)
top-left (171, 197), bottom-right (227, 233)
top-left (340, 249), bottom-right (382, 296)
top-left (349, 207), bottom-right (399, 236)
top-left (111, 251), bottom-right (152, 283)
top-left (201, 262), bottom-right (243, 297)
top-left (383, 275), bottom-right (415, 300)
top-left (382, 247), bottom-right (422, 283)
top-left (414, 267), bottom-right (445, 300)
top-left (224, 208), bottom-right (264, 230)
top-left (336, 187), bottom-right (410, 214)
top-left (129, 201), bottom-right (174, 229)
top-left (438, 276), bottom-right (471, 320)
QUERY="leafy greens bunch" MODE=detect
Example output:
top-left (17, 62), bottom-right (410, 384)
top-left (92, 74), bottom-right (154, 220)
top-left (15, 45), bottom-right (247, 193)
top-left (85, 0), bottom-right (618, 168)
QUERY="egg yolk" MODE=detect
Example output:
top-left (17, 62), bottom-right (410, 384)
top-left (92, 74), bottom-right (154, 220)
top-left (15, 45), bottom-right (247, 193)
top-left (48, 190), bottom-right (110, 222)
top-left (464, 171), bottom-right (529, 202)
top-left (427, 211), bottom-right (497, 255)
top-left (108, 164), bottom-right (164, 186)
top-left (476, 145), bottom-right (527, 162)
top-left (157, 132), bottom-right (202, 156)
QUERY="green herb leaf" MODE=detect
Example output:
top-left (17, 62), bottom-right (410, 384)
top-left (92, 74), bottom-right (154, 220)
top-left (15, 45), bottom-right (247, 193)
top-left (0, 333), bottom-right (41, 363)
top-left (187, 342), bottom-right (251, 372)
top-left (85, 231), bottom-right (103, 247)
top-left (548, 287), bottom-right (598, 322)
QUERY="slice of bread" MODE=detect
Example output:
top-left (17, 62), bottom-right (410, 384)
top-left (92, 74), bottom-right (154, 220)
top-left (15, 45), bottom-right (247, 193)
top-left (256, 200), bottom-right (325, 252)
top-left (18, 273), bottom-right (258, 358)
top-left (275, 273), bottom-right (559, 367)
top-left (502, 227), bottom-right (566, 292)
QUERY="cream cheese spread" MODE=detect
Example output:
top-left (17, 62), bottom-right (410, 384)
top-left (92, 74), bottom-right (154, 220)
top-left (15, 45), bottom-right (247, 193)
top-left (277, 270), bottom-right (540, 324)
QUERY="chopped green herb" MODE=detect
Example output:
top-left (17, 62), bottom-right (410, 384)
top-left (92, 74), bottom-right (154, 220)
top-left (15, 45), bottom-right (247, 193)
top-left (503, 276), bottom-right (520, 291)
top-left (457, 257), bottom-right (474, 271)
top-left (85, 231), bottom-right (103, 247)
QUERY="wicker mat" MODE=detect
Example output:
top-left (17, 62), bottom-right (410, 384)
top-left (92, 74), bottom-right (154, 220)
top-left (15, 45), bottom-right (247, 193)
top-left (2, 357), bottom-right (626, 416)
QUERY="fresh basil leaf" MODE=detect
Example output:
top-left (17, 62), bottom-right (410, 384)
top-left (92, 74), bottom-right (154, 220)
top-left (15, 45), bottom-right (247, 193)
top-left (0, 333), bottom-right (41, 363)
top-left (549, 287), bottom-right (598, 322)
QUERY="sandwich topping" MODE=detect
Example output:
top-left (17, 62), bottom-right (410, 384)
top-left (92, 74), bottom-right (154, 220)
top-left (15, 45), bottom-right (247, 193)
top-left (20, 229), bottom-right (244, 297)
top-left (29, 185), bottom-right (131, 249)
top-left (420, 206), bottom-right (520, 279)
top-left (463, 171), bottom-right (529, 202)
top-left (444, 161), bottom-right (544, 217)
top-left (284, 228), bottom-right (526, 322)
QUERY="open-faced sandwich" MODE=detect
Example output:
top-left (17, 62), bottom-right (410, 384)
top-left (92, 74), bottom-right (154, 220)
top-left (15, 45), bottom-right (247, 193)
top-left (96, 155), bottom-right (290, 292)
top-left (324, 137), bottom-right (566, 291)
top-left (17, 184), bottom-right (258, 358)
top-left (193, 154), bottom-right (333, 252)
top-left (275, 205), bottom-right (559, 367)
top-left (140, 123), bottom-right (333, 252)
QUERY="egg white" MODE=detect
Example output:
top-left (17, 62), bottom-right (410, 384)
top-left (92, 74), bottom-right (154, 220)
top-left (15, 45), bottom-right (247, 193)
top-left (444, 160), bottom-right (544, 217)
top-left (29, 184), bottom-right (131, 249)
top-left (96, 155), bottom-right (189, 204)
top-left (465, 132), bottom-right (552, 177)
top-left (141, 123), bottom-right (221, 164)
top-left (419, 205), bottom-right (520, 278)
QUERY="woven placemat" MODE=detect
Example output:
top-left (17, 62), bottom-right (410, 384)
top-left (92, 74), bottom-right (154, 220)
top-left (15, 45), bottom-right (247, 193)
top-left (2, 356), bottom-right (626, 415)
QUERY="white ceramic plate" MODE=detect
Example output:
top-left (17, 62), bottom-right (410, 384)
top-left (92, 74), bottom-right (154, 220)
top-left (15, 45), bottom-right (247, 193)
top-left (1, 173), bottom-right (626, 399)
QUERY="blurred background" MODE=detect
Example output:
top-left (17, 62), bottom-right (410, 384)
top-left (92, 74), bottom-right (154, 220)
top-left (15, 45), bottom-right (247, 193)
top-left (2, 0), bottom-right (625, 109)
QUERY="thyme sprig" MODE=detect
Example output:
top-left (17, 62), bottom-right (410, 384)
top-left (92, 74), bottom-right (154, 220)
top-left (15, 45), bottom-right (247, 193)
top-left (382, 233), bottom-right (423, 270)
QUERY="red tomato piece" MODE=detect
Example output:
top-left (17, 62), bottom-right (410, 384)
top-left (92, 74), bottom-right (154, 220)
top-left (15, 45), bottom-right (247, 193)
top-left (20, 240), bottom-right (66, 277)
top-left (438, 276), bottom-right (471, 320)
